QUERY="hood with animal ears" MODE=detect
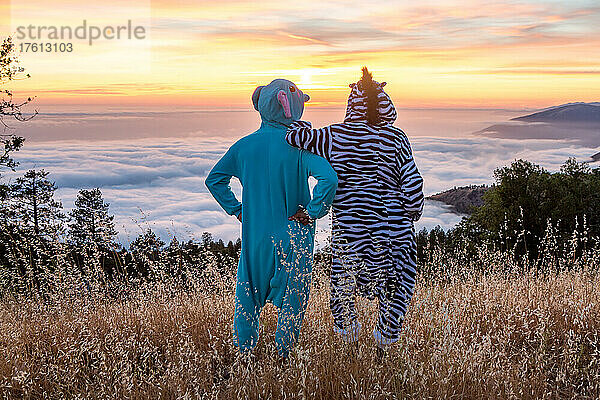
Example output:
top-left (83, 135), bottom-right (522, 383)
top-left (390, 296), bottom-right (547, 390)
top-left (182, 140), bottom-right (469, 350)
top-left (252, 79), bottom-right (310, 127)
top-left (344, 77), bottom-right (397, 125)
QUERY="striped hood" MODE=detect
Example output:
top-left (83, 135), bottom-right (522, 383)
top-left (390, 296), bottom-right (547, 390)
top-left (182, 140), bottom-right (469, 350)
top-left (343, 80), bottom-right (397, 125)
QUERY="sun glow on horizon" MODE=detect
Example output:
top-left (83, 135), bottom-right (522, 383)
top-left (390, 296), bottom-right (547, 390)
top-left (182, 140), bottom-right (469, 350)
top-left (2, 0), bottom-right (599, 110)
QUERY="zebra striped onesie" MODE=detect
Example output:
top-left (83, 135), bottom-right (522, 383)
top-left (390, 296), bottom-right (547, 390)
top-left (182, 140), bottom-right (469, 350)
top-left (286, 81), bottom-right (424, 345)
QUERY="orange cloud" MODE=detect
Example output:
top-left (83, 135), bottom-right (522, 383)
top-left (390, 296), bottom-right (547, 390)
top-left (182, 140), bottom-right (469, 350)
top-left (3, 0), bottom-right (599, 110)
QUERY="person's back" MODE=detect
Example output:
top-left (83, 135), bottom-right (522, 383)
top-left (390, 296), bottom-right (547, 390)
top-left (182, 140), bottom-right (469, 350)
top-left (205, 79), bottom-right (337, 357)
top-left (232, 126), bottom-right (318, 244)
top-left (285, 68), bottom-right (424, 349)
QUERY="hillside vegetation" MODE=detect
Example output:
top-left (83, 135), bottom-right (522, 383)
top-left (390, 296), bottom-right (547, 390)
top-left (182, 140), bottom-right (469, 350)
top-left (1, 231), bottom-right (599, 399)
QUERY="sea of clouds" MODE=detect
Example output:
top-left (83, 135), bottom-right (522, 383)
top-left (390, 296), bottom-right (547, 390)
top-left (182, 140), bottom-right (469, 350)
top-left (8, 130), bottom-right (597, 246)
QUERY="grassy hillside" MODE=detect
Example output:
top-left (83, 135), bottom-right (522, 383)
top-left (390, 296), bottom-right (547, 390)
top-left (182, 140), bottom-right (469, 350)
top-left (1, 239), bottom-right (599, 399)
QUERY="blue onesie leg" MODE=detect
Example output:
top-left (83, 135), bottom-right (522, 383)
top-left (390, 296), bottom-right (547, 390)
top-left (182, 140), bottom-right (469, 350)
top-left (233, 270), bottom-right (262, 353)
top-left (233, 222), bottom-right (315, 356)
top-left (233, 242), bottom-right (278, 353)
top-left (271, 222), bottom-right (314, 357)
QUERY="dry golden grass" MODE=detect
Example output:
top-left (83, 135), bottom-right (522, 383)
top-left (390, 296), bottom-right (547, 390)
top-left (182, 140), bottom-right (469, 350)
top-left (1, 255), bottom-right (600, 399)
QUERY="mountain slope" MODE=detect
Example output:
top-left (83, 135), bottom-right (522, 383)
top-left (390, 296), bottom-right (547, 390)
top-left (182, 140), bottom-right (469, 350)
top-left (426, 185), bottom-right (490, 215)
top-left (475, 102), bottom-right (600, 147)
top-left (512, 103), bottom-right (600, 123)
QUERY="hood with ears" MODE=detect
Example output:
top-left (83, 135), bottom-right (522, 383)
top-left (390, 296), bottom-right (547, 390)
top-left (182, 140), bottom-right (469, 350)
top-left (344, 78), bottom-right (397, 125)
top-left (252, 79), bottom-right (310, 126)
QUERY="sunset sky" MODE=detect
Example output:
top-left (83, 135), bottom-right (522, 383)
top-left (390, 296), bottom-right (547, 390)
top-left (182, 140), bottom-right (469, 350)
top-left (2, 0), bottom-right (600, 110)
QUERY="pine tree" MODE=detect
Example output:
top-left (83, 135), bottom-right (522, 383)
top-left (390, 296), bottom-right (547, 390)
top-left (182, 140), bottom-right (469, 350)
top-left (68, 188), bottom-right (117, 249)
top-left (2, 169), bottom-right (64, 291)
top-left (130, 228), bottom-right (164, 260)
top-left (129, 229), bottom-right (165, 278)
top-left (165, 236), bottom-right (183, 268)
top-left (9, 169), bottom-right (65, 237)
top-left (0, 36), bottom-right (39, 292)
top-left (201, 232), bottom-right (213, 248)
top-left (1, 36), bottom-right (35, 203)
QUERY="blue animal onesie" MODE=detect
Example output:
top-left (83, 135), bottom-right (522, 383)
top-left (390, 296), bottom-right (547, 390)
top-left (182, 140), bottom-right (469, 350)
top-left (205, 79), bottom-right (338, 357)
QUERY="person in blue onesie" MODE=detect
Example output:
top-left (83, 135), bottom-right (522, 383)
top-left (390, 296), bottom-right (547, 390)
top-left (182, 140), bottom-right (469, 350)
top-left (205, 79), bottom-right (338, 357)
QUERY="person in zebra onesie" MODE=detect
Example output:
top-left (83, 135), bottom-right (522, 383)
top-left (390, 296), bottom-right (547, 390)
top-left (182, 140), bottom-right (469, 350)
top-left (286, 67), bottom-right (424, 351)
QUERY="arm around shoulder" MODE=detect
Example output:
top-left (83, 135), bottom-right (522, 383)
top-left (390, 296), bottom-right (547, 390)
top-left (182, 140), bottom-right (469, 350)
top-left (286, 120), bottom-right (333, 160)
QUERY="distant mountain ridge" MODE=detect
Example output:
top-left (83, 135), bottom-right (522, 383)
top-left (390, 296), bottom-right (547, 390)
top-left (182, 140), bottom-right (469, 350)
top-left (537, 102), bottom-right (600, 112)
top-left (512, 103), bottom-right (600, 123)
top-left (426, 185), bottom-right (490, 215)
top-left (475, 102), bottom-right (600, 148)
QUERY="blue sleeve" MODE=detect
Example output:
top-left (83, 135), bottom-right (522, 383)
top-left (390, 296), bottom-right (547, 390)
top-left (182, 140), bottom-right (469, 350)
top-left (205, 146), bottom-right (243, 217)
top-left (301, 150), bottom-right (338, 219)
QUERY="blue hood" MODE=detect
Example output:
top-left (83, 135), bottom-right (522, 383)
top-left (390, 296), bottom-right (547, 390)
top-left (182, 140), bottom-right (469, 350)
top-left (252, 79), bottom-right (310, 127)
